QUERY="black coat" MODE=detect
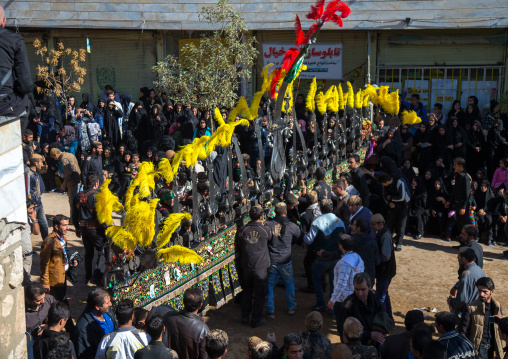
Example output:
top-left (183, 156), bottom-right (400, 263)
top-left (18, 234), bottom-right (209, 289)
top-left (340, 290), bottom-right (382, 344)
top-left (104, 105), bottom-right (123, 147)
top-left (72, 307), bottom-right (118, 359)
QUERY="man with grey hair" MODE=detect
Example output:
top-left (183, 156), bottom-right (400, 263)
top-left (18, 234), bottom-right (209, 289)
top-left (266, 202), bottom-right (301, 318)
top-left (0, 5), bottom-right (33, 133)
top-left (340, 273), bottom-right (385, 345)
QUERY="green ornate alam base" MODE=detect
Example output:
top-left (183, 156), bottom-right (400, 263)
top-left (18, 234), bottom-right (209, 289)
top-left (109, 146), bottom-right (368, 312)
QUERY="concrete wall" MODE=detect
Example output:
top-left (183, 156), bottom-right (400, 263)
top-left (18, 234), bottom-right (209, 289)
top-left (4, 0), bottom-right (508, 31)
top-left (0, 117), bottom-right (28, 358)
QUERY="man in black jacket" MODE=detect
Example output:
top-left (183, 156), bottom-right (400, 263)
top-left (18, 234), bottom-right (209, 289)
top-left (235, 205), bottom-right (272, 327)
top-left (351, 218), bottom-right (380, 286)
top-left (266, 203), bottom-right (302, 317)
top-left (0, 6), bottom-right (33, 133)
top-left (446, 157), bottom-right (472, 234)
top-left (33, 301), bottom-right (76, 359)
top-left (348, 154), bottom-right (370, 207)
top-left (340, 272), bottom-right (385, 345)
top-left (371, 214), bottom-right (396, 322)
top-left (163, 287), bottom-right (210, 358)
top-left (73, 288), bottom-right (117, 359)
top-left (134, 313), bottom-right (176, 359)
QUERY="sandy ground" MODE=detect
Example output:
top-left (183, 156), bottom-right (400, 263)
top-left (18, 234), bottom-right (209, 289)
top-left (31, 191), bottom-right (508, 358)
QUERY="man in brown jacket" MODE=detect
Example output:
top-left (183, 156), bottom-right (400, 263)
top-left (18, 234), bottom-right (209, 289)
top-left (163, 287), bottom-right (210, 359)
top-left (40, 214), bottom-right (76, 302)
top-left (50, 148), bottom-right (81, 224)
top-left (458, 277), bottom-right (504, 359)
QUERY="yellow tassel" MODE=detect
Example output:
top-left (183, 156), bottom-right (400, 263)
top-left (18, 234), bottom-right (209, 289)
top-left (156, 213), bottom-right (192, 249)
top-left (402, 110), bottom-right (421, 125)
top-left (158, 245), bottom-right (204, 264)
top-left (306, 78), bottom-right (317, 112)
top-left (123, 183), bottom-right (135, 210)
top-left (124, 198), bottom-right (159, 248)
top-left (250, 91), bottom-right (264, 119)
top-left (95, 179), bottom-right (124, 226)
top-left (260, 63), bottom-right (274, 93)
top-left (347, 82), bottom-right (354, 109)
top-left (315, 91), bottom-right (327, 114)
top-left (338, 84), bottom-right (345, 110)
top-left (364, 85), bottom-right (379, 106)
top-left (106, 226), bottom-right (137, 251)
top-left (354, 90), bottom-right (362, 109)
top-left (157, 158), bottom-right (175, 183)
top-left (362, 91), bottom-right (370, 107)
top-left (281, 85), bottom-right (294, 114)
top-left (214, 107), bottom-right (225, 127)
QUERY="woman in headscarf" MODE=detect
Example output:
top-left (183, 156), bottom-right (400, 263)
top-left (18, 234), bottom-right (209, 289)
top-left (447, 100), bottom-right (466, 128)
top-left (486, 118), bottom-right (506, 181)
top-left (149, 104), bottom-right (168, 140)
top-left (464, 104), bottom-right (482, 132)
top-left (163, 101), bottom-right (174, 124)
top-left (94, 98), bottom-right (106, 132)
top-left (104, 99), bottom-right (123, 147)
top-left (398, 124), bottom-right (413, 162)
top-left (39, 100), bottom-right (57, 144)
top-left (193, 118), bottom-right (212, 139)
top-left (58, 125), bottom-right (77, 155)
top-left (467, 120), bottom-right (486, 176)
top-left (80, 93), bottom-right (97, 114)
top-left (474, 180), bottom-right (495, 245)
top-left (379, 156), bottom-right (404, 180)
top-left (427, 177), bottom-right (449, 237)
top-left (376, 128), bottom-right (401, 165)
top-left (408, 176), bottom-right (427, 239)
top-left (448, 117), bottom-right (468, 160)
top-left (401, 159), bottom-right (416, 184)
top-left (413, 122), bottom-right (434, 176)
top-left (102, 146), bottom-right (122, 194)
top-left (433, 124), bottom-right (453, 170)
top-left (40, 142), bottom-right (58, 191)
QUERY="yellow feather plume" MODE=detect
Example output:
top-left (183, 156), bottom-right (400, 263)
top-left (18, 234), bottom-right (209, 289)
top-left (346, 82), bottom-right (355, 109)
top-left (106, 226), bottom-right (137, 251)
top-left (157, 158), bottom-right (175, 183)
top-left (315, 91), bottom-right (327, 114)
top-left (95, 179), bottom-right (124, 226)
top-left (260, 63), bottom-right (274, 93)
top-left (354, 89), bottom-right (362, 109)
top-left (123, 183), bottom-right (135, 210)
top-left (338, 84), bottom-right (345, 110)
top-left (214, 107), bottom-right (225, 127)
top-left (362, 91), bottom-right (370, 107)
top-left (156, 213), bottom-right (192, 249)
top-left (402, 110), bottom-right (421, 125)
top-left (281, 86), bottom-right (294, 114)
top-left (123, 198), bottom-right (159, 248)
top-left (250, 90), bottom-right (264, 119)
top-left (364, 85), bottom-right (379, 106)
top-left (158, 245), bottom-right (204, 264)
top-left (306, 78), bottom-right (317, 112)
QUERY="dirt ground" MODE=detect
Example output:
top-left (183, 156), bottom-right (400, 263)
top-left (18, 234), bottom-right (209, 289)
top-left (32, 192), bottom-right (508, 358)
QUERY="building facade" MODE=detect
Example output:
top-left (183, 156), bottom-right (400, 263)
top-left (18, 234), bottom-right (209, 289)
top-left (5, 0), bottom-right (507, 112)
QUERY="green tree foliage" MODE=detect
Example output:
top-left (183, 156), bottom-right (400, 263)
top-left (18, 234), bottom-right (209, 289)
top-left (153, 0), bottom-right (257, 110)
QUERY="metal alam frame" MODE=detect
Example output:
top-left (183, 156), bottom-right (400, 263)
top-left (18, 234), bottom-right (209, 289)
top-left (107, 0), bottom-right (363, 310)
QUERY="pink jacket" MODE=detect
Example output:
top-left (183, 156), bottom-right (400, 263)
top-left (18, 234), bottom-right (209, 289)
top-left (491, 167), bottom-right (508, 190)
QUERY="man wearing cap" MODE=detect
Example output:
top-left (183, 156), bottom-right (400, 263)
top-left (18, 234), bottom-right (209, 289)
top-left (25, 154), bottom-right (49, 240)
top-left (300, 311), bottom-right (333, 359)
top-left (265, 203), bottom-right (301, 318)
top-left (50, 148), bottom-right (81, 222)
top-left (81, 141), bottom-right (104, 185)
top-left (380, 310), bottom-right (424, 359)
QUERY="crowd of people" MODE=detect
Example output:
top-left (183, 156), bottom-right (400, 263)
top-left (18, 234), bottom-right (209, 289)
top-left (18, 80), bottom-right (508, 359)
top-left (2, 3), bottom-right (508, 359)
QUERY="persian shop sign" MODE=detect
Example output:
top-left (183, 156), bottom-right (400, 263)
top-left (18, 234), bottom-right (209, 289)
top-left (262, 43), bottom-right (343, 80)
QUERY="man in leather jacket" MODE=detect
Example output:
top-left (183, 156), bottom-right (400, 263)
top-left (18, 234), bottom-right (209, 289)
top-left (164, 287), bottom-right (210, 359)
